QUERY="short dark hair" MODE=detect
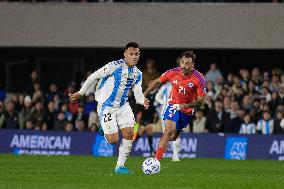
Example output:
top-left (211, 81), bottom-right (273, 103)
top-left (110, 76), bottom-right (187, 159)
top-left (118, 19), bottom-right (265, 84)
top-left (180, 50), bottom-right (196, 62)
top-left (125, 42), bottom-right (139, 49)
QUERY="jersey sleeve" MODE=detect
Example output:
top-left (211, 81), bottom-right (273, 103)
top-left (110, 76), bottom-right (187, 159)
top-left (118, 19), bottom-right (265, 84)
top-left (132, 70), bottom-right (145, 105)
top-left (79, 62), bottom-right (117, 95)
top-left (196, 76), bottom-right (207, 97)
top-left (160, 70), bottom-right (174, 83)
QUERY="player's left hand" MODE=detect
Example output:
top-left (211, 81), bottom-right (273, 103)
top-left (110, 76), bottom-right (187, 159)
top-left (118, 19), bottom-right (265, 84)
top-left (172, 104), bottom-right (186, 111)
top-left (144, 98), bottom-right (150, 109)
top-left (172, 104), bottom-right (181, 111)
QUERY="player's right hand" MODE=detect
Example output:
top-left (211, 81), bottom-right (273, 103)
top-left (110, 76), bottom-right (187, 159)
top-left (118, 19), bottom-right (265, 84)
top-left (144, 98), bottom-right (150, 109)
top-left (69, 92), bottom-right (80, 101)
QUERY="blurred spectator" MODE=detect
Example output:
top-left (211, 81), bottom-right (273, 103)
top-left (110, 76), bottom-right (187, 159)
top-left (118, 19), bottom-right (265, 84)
top-left (19, 96), bottom-right (34, 129)
top-left (142, 58), bottom-right (160, 92)
top-left (205, 100), bottom-right (230, 133)
top-left (0, 82), bottom-right (6, 102)
top-left (205, 63), bottom-right (222, 85)
top-left (76, 119), bottom-right (86, 132)
top-left (69, 99), bottom-right (79, 115)
top-left (228, 100), bottom-right (239, 119)
top-left (84, 93), bottom-right (97, 116)
top-left (192, 110), bottom-right (206, 133)
top-left (44, 101), bottom-right (57, 130)
top-left (239, 114), bottom-right (256, 134)
top-left (141, 58), bottom-right (160, 155)
top-left (61, 103), bottom-right (73, 122)
top-left (223, 97), bottom-right (231, 112)
top-left (225, 108), bottom-right (245, 133)
top-left (269, 91), bottom-right (284, 115)
top-left (74, 104), bottom-right (88, 126)
top-left (26, 70), bottom-right (39, 95)
top-left (65, 122), bottom-right (74, 132)
top-left (46, 83), bottom-right (61, 103)
top-left (241, 95), bottom-right (252, 112)
top-left (257, 111), bottom-right (274, 135)
top-left (273, 111), bottom-right (284, 134)
top-left (270, 75), bottom-right (280, 92)
top-left (251, 67), bottom-right (262, 90)
top-left (32, 84), bottom-right (44, 103)
top-left (25, 120), bottom-right (34, 130)
top-left (240, 68), bottom-right (250, 91)
top-left (206, 81), bottom-right (216, 100)
top-left (0, 101), bottom-right (19, 129)
top-left (54, 112), bottom-right (67, 131)
top-left (260, 87), bottom-right (271, 102)
top-left (53, 94), bottom-right (61, 111)
top-left (31, 101), bottom-right (45, 130)
top-left (88, 109), bottom-right (100, 132)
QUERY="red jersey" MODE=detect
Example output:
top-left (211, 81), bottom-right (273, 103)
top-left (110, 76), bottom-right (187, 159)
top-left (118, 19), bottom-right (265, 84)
top-left (160, 67), bottom-right (207, 115)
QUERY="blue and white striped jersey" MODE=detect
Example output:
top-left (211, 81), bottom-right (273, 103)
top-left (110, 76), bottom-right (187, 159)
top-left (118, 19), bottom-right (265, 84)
top-left (257, 119), bottom-right (274, 135)
top-left (155, 82), bottom-right (172, 119)
top-left (239, 123), bottom-right (256, 134)
top-left (79, 59), bottom-right (145, 109)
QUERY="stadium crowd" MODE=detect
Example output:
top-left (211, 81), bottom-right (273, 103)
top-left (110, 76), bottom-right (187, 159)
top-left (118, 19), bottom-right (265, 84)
top-left (0, 60), bottom-right (284, 135)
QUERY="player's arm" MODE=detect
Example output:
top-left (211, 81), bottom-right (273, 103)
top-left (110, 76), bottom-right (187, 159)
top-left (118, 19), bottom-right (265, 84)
top-left (179, 96), bottom-right (206, 109)
top-left (132, 71), bottom-right (150, 109)
top-left (144, 69), bottom-right (172, 97)
top-left (143, 78), bottom-right (161, 97)
top-left (69, 63), bottom-right (114, 101)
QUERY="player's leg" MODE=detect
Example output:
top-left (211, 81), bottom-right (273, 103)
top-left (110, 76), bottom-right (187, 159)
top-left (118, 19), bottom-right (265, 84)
top-left (170, 131), bottom-right (182, 162)
top-left (155, 120), bottom-right (176, 161)
top-left (99, 107), bottom-right (119, 144)
top-left (115, 103), bottom-right (135, 174)
top-left (170, 113), bottom-right (192, 161)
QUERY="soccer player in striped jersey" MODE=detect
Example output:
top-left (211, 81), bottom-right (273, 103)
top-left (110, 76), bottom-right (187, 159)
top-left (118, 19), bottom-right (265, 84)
top-left (69, 42), bottom-right (150, 174)
top-left (144, 50), bottom-right (207, 161)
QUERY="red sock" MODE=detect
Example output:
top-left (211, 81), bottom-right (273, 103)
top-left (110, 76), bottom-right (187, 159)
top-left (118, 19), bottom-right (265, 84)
top-left (155, 147), bottom-right (165, 161)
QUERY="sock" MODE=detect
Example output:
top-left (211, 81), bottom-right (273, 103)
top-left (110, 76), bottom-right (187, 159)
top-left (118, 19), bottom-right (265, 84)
top-left (148, 135), bottom-right (154, 153)
top-left (155, 147), bottom-right (165, 161)
top-left (172, 137), bottom-right (181, 159)
top-left (133, 123), bottom-right (140, 140)
top-left (116, 138), bottom-right (133, 167)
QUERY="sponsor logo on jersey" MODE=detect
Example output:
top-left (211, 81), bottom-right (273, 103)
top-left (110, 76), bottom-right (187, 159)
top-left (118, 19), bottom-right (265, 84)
top-left (188, 82), bottom-right (194, 88)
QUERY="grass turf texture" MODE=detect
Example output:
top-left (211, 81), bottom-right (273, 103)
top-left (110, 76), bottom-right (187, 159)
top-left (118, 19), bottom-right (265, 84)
top-left (0, 154), bottom-right (284, 189)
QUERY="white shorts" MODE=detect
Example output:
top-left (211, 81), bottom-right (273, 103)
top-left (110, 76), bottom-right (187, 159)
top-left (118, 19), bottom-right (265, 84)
top-left (97, 103), bottom-right (135, 135)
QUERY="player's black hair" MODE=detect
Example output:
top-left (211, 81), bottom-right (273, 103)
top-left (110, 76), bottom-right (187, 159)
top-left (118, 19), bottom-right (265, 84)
top-left (125, 42), bottom-right (139, 49)
top-left (180, 50), bottom-right (196, 62)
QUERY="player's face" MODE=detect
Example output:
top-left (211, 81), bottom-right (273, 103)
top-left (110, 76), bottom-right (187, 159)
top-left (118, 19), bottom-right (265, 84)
top-left (180, 56), bottom-right (194, 75)
top-left (124, 47), bottom-right (140, 66)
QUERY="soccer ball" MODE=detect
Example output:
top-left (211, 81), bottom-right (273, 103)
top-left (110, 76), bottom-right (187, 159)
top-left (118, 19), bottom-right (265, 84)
top-left (142, 157), bottom-right (161, 175)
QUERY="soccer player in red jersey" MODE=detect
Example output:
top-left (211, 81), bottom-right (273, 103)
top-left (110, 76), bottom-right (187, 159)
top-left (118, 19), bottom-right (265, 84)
top-left (144, 50), bottom-right (207, 161)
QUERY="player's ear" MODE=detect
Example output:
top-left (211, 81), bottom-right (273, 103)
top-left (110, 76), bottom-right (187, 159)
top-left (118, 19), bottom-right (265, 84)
top-left (124, 50), bottom-right (127, 58)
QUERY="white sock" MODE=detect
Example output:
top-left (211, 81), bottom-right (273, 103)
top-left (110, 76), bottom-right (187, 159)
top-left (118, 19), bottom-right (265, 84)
top-left (116, 138), bottom-right (133, 167)
top-left (172, 137), bottom-right (181, 158)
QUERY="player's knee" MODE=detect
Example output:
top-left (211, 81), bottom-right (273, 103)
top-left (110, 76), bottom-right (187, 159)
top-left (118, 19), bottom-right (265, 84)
top-left (107, 138), bottom-right (118, 144)
top-left (169, 135), bottom-right (178, 141)
top-left (123, 129), bottom-right (134, 140)
top-left (105, 135), bottom-right (119, 144)
top-left (164, 129), bottom-right (174, 138)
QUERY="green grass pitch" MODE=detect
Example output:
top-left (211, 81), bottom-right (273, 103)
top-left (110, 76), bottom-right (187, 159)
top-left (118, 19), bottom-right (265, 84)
top-left (1, 154), bottom-right (284, 189)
